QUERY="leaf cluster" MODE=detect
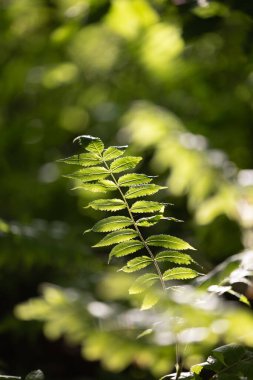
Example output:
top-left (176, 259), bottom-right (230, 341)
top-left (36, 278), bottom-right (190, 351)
top-left (163, 344), bottom-right (253, 379)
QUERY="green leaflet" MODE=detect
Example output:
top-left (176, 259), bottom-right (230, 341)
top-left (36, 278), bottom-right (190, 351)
top-left (90, 216), bottom-right (133, 232)
top-left (146, 234), bottom-right (195, 250)
top-left (129, 273), bottom-right (159, 294)
top-left (131, 201), bottom-right (165, 213)
top-left (87, 199), bottom-right (126, 212)
top-left (93, 229), bottom-right (138, 247)
top-left (120, 256), bottom-right (152, 273)
top-left (103, 147), bottom-right (125, 161)
top-left (64, 166), bottom-right (109, 182)
top-left (99, 179), bottom-right (118, 190)
top-left (141, 292), bottom-right (159, 310)
top-left (109, 240), bottom-right (144, 261)
top-left (125, 184), bottom-right (167, 199)
top-left (73, 135), bottom-right (104, 155)
top-left (110, 156), bottom-right (142, 173)
top-left (118, 173), bottom-right (153, 187)
top-left (73, 183), bottom-right (107, 193)
top-left (155, 251), bottom-right (194, 265)
top-left (162, 267), bottom-right (199, 281)
top-left (136, 215), bottom-right (163, 227)
top-left (58, 153), bottom-right (101, 167)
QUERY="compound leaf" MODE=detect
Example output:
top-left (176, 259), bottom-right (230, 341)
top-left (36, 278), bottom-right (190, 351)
top-left (156, 251), bottom-right (194, 265)
top-left (118, 173), bottom-right (153, 187)
top-left (87, 199), bottom-right (126, 212)
top-left (110, 156), bottom-right (142, 173)
top-left (146, 234), bottom-right (195, 250)
top-left (93, 229), bottom-right (138, 247)
top-left (129, 273), bottom-right (159, 294)
top-left (162, 267), bottom-right (199, 281)
top-left (131, 201), bottom-right (165, 214)
top-left (120, 256), bottom-right (152, 273)
top-left (90, 216), bottom-right (133, 232)
top-left (109, 240), bottom-right (144, 261)
top-left (125, 184), bottom-right (167, 199)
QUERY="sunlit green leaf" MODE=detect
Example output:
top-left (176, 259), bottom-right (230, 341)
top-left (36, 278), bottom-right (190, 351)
top-left (110, 156), bottom-right (142, 173)
top-left (99, 179), bottom-right (118, 190)
top-left (73, 135), bottom-right (104, 155)
top-left (120, 256), bottom-right (152, 273)
top-left (141, 291), bottom-right (159, 310)
top-left (156, 251), bottom-right (194, 265)
top-left (125, 184), bottom-right (166, 199)
top-left (58, 153), bottom-right (102, 167)
top-left (146, 234), bottom-right (195, 250)
top-left (90, 216), bottom-right (133, 232)
top-left (131, 201), bottom-right (165, 213)
top-left (162, 267), bottom-right (199, 281)
top-left (136, 215), bottom-right (163, 227)
top-left (129, 273), bottom-right (159, 294)
top-left (64, 166), bottom-right (109, 182)
top-left (118, 173), bottom-right (154, 187)
top-left (87, 199), bottom-right (126, 212)
top-left (93, 229), bottom-right (138, 247)
top-left (103, 147), bottom-right (125, 161)
top-left (73, 183), bottom-right (108, 193)
top-left (109, 240), bottom-right (144, 261)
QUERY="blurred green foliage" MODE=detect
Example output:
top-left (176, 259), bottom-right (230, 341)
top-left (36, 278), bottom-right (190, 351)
top-left (1, 0), bottom-right (253, 379)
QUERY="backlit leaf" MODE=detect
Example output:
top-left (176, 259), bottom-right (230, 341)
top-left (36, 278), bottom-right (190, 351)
top-left (93, 229), bottom-right (138, 247)
top-left (146, 234), bottom-right (195, 250)
top-left (136, 215), bottom-right (163, 227)
top-left (162, 267), bottom-right (199, 281)
top-left (99, 179), bottom-right (118, 190)
top-left (129, 273), bottom-right (159, 294)
top-left (141, 292), bottom-right (159, 310)
top-left (156, 251), bottom-right (194, 265)
top-left (110, 156), bottom-right (142, 173)
top-left (118, 173), bottom-right (153, 187)
top-left (103, 147), bottom-right (125, 161)
top-left (87, 199), bottom-right (126, 212)
top-left (73, 183), bottom-right (107, 193)
top-left (58, 153), bottom-right (101, 167)
top-left (131, 201), bottom-right (165, 213)
top-left (64, 166), bottom-right (109, 182)
top-left (73, 135), bottom-right (104, 155)
top-left (120, 256), bottom-right (152, 273)
top-left (109, 240), bottom-right (144, 261)
top-left (125, 184), bottom-right (166, 199)
top-left (90, 216), bottom-right (133, 232)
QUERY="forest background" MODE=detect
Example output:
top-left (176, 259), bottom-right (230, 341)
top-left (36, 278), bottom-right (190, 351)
top-left (1, 0), bottom-right (253, 379)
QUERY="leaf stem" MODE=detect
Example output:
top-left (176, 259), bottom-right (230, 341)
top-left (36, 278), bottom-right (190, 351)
top-left (103, 160), bottom-right (166, 292)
